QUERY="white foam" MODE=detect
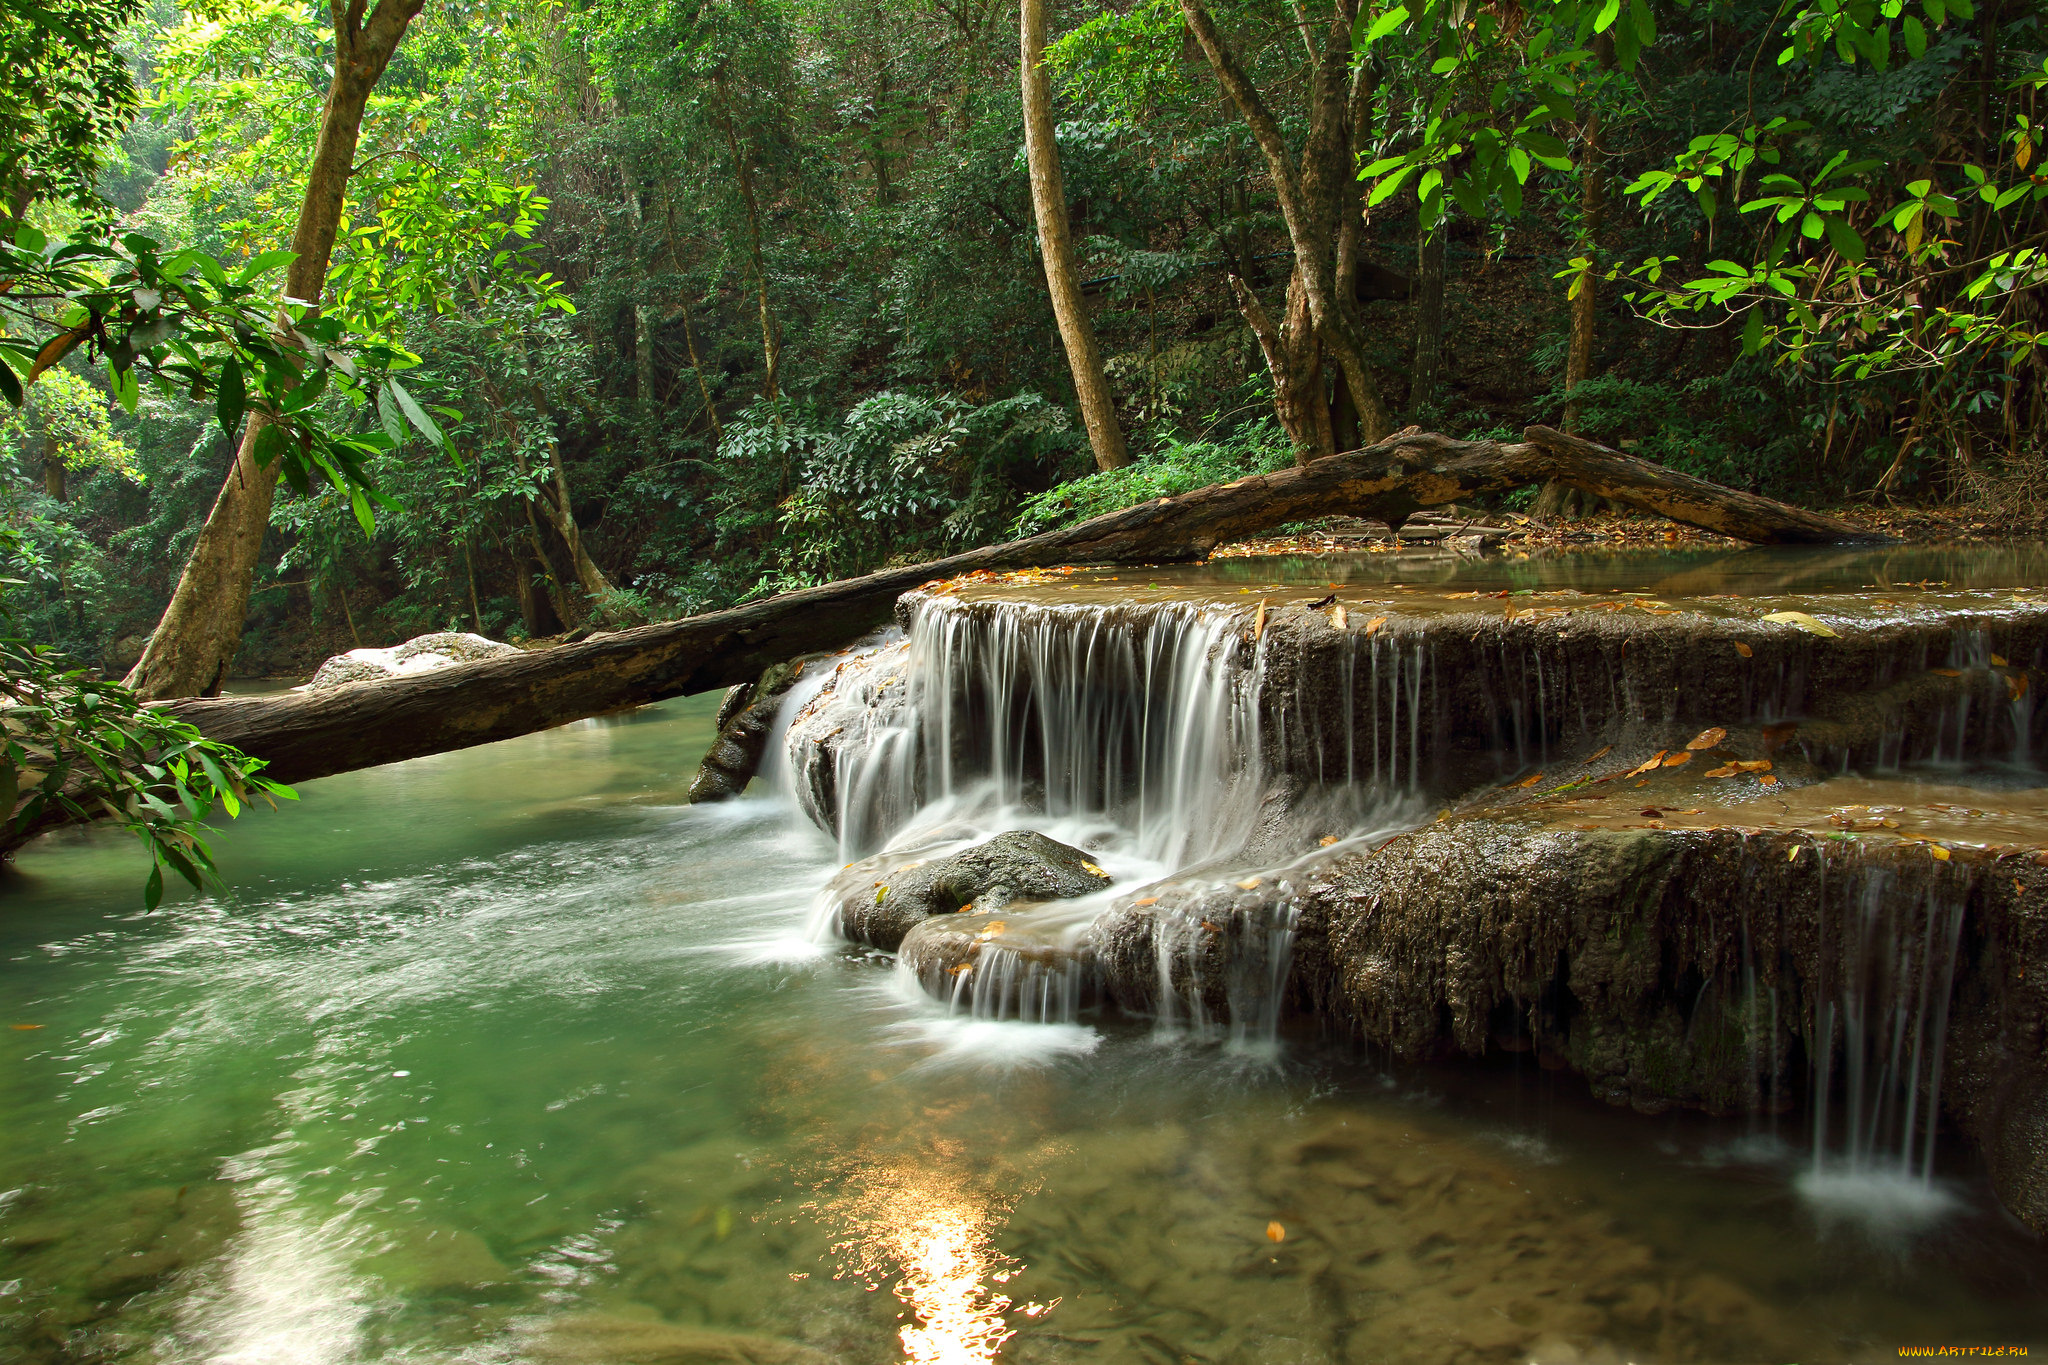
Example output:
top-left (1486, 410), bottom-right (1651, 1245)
top-left (1795, 1165), bottom-right (1962, 1237)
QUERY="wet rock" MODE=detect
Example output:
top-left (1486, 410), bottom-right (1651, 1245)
top-left (899, 907), bottom-right (1098, 1018)
top-left (824, 830), bottom-right (1112, 951)
top-left (309, 631), bottom-right (521, 689)
top-left (524, 1312), bottom-right (838, 1364)
top-left (688, 657), bottom-right (817, 803)
top-left (362, 1223), bottom-right (511, 1293)
top-left (781, 638), bottom-right (914, 845)
top-left (102, 633), bottom-right (149, 675)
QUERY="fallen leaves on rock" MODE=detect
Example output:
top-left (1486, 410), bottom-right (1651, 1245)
top-left (1686, 727), bottom-right (1727, 750)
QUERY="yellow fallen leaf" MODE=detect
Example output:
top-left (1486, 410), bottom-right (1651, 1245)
top-left (1992, 653), bottom-right (2009, 667)
top-left (976, 921), bottom-right (1008, 939)
top-left (1081, 861), bottom-right (1109, 878)
top-left (1133, 896), bottom-right (1159, 906)
top-left (10, 1023), bottom-right (42, 1031)
top-left (1663, 751), bottom-right (1692, 768)
top-left (1930, 846), bottom-right (1951, 861)
top-left (1734, 641), bottom-right (1754, 658)
top-left (2015, 880), bottom-right (2027, 895)
top-left (1761, 610), bottom-right (1838, 637)
top-left (1512, 772), bottom-right (1546, 788)
top-left (1582, 745), bottom-right (1613, 764)
top-left (1254, 599), bottom-right (1267, 639)
top-left (1789, 846), bottom-right (1802, 862)
top-left (1704, 764), bottom-right (1739, 778)
top-left (1319, 835), bottom-right (1340, 847)
top-left (1236, 877), bottom-right (1262, 891)
top-left (1627, 751), bottom-right (1668, 777)
top-left (1759, 774), bottom-right (1779, 786)
top-left (2009, 674), bottom-right (2031, 701)
top-left (1332, 605), bottom-right (1348, 629)
top-left (1365, 615), bottom-right (1387, 635)
top-left (1686, 727), bottom-right (1727, 751)
top-left (875, 886), bottom-right (888, 903)
top-left (1266, 1221), bottom-right (1286, 1243)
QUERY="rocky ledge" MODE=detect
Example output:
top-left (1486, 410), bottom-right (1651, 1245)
top-left (783, 572), bottom-right (2048, 1232)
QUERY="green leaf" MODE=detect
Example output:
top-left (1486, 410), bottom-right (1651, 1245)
top-left (0, 359), bottom-right (21, 408)
top-left (1355, 5), bottom-right (1408, 51)
top-left (145, 862), bottom-right (163, 910)
top-left (216, 357), bottom-right (246, 444)
top-left (387, 379), bottom-right (447, 448)
top-left (1368, 165), bottom-right (1416, 206)
top-left (1594, 0), bottom-right (1620, 31)
top-left (1902, 14), bottom-right (1927, 55)
top-left (1741, 308), bottom-right (1767, 355)
top-left (1824, 217), bottom-right (1867, 262)
top-left (234, 250), bottom-right (297, 284)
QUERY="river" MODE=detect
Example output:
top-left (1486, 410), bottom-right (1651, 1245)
top-left (5, 548), bottom-right (2048, 1363)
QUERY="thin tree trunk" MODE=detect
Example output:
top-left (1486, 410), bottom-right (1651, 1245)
top-left (1021, 0), bottom-right (1129, 471)
top-left (1411, 223), bottom-right (1445, 413)
top-left (41, 436), bottom-right (62, 501)
top-left (1535, 34), bottom-right (1613, 521)
top-left (661, 200), bottom-right (724, 442)
top-left (125, 0), bottom-right (427, 700)
top-left (714, 73), bottom-right (781, 402)
top-left (1181, 0), bottom-right (1394, 447)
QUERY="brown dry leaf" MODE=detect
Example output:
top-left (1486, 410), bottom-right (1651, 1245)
top-left (1133, 896), bottom-right (1159, 907)
top-left (1235, 877), bottom-right (1262, 891)
top-left (1200, 919), bottom-right (1224, 933)
top-left (1512, 772), bottom-right (1546, 789)
top-left (1686, 727), bottom-right (1727, 751)
top-left (1759, 774), bottom-right (1780, 787)
top-left (1732, 759), bottom-right (1774, 773)
top-left (1734, 641), bottom-right (1754, 658)
top-left (1365, 616), bottom-right (1388, 635)
top-left (949, 963), bottom-right (973, 976)
top-left (1761, 609), bottom-right (1838, 637)
top-left (1318, 835), bottom-right (1340, 847)
top-left (1332, 604), bottom-right (1348, 629)
top-left (1992, 653), bottom-right (2010, 667)
top-left (976, 921), bottom-right (1008, 939)
top-left (10, 1023), bottom-right (42, 1031)
top-left (1639, 807), bottom-right (1662, 818)
top-left (1627, 751), bottom-right (1669, 777)
top-left (1267, 1221), bottom-right (1287, 1243)
top-left (1663, 751), bottom-right (1693, 768)
top-left (1930, 845), bottom-right (1952, 861)
top-left (1582, 745), bottom-right (1614, 764)
top-left (1704, 764), bottom-right (1739, 778)
top-left (1446, 591), bottom-right (1482, 600)
top-left (2009, 673), bottom-right (2031, 701)
top-left (2016, 880), bottom-right (2028, 895)
top-left (1931, 668), bottom-right (1963, 678)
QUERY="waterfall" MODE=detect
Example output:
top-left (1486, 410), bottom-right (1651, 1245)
top-left (1799, 858), bottom-right (1969, 1216)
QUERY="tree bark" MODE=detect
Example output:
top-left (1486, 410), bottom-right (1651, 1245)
top-left (1411, 223), bottom-right (1445, 414)
top-left (124, 0), bottom-right (427, 701)
top-left (165, 428), bottom-right (1886, 787)
top-left (1182, 0), bottom-right (1394, 450)
top-left (1021, 0), bottom-right (1129, 471)
top-left (1534, 32), bottom-right (1613, 520)
top-left (713, 73), bottom-right (781, 403)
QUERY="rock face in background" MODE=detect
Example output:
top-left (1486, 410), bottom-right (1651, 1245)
top-left (686, 657), bottom-right (816, 803)
top-left (821, 829), bottom-right (1112, 951)
top-left (308, 632), bottom-right (521, 690)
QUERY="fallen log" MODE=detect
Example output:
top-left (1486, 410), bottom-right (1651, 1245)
top-left (165, 429), bottom-right (1887, 787)
top-left (1522, 425), bottom-right (1882, 545)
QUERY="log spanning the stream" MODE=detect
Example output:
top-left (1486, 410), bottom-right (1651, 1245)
top-left (166, 428), bottom-right (1885, 785)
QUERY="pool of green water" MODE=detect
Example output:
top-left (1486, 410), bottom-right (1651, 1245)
top-left (3, 691), bottom-right (2045, 1364)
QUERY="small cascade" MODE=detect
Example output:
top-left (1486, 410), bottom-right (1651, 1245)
top-left (1804, 861), bottom-right (1969, 1192)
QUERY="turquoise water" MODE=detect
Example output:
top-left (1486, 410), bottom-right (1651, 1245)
top-left (3, 692), bottom-right (2045, 1364)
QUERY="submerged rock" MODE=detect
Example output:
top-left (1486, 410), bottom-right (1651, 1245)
top-left (823, 830), bottom-right (1113, 951)
top-left (523, 1313), bottom-right (837, 1364)
top-left (900, 906), bottom-right (1098, 1020)
top-left (308, 631), bottom-right (521, 689)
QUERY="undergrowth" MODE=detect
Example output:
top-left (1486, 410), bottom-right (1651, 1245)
top-left (1012, 418), bottom-right (1293, 536)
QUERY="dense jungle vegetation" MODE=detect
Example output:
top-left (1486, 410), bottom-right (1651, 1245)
top-left (2, 0), bottom-right (2046, 693)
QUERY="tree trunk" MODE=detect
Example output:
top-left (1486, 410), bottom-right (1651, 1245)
top-left (1535, 32), bottom-right (1612, 520)
top-left (166, 428), bottom-right (1887, 788)
top-left (1021, 0), bottom-right (1129, 471)
top-left (714, 73), bottom-right (781, 402)
top-left (124, 0), bottom-right (427, 701)
top-left (1411, 223), bottom-right (1445, 414)
top-left (1182, 0), bottom-right (1394, 448)
top-left (41, 436), bottom-right (62, 501)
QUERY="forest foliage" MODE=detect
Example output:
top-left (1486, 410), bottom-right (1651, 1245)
top-left (0, 0), bottom-right (2043, 680)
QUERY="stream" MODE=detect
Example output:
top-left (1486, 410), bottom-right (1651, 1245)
top-left (5, 547), bottom-right (2048, 1364)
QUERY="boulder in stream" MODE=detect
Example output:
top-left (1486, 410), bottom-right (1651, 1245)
top-left (688, 657), bottom-right (816, 803)
top-left (824, 830), bottom-right (1113, 951)
top-left (308, 631), bottom-right (521, 689)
